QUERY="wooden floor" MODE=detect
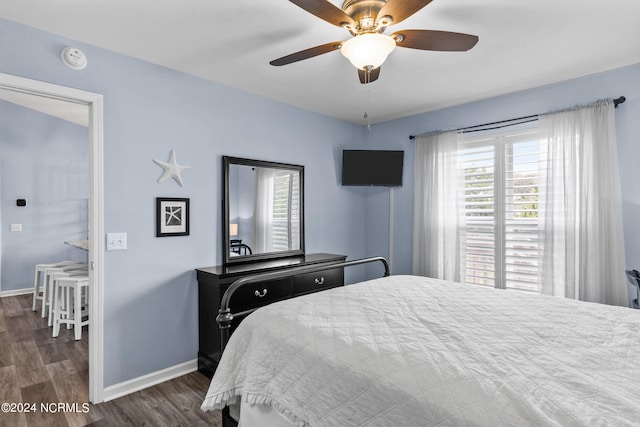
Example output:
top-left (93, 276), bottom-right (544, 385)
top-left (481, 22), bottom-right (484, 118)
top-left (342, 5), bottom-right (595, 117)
top-left (0, 294), bottom-right (221, 427)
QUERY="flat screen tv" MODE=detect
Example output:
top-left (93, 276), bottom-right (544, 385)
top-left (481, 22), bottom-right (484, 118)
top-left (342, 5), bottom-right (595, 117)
top-left (342, 150), bottom-right (404, 187)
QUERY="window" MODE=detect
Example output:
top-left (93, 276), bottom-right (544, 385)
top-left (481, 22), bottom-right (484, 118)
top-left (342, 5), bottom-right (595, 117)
top-left (271, 171), bottom-right (300, 251)
top-left (461, 129), bottom-right (542, 291)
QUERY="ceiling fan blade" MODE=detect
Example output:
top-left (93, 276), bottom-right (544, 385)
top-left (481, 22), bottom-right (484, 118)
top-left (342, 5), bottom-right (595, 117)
top-left (392, 30), bottom-right (478, 51)
top-left (289, 0), bottom-right (355, 27)
top-left (270, 41), bottom-right (343, 66)
top-left (378, 0), bottom-right (434, 25)
top-left (358, 67), bottom-right (381, 84)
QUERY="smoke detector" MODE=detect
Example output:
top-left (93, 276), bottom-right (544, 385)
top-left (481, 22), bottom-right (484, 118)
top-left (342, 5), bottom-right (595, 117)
top-left (61, 47), bottom-right (87, 70)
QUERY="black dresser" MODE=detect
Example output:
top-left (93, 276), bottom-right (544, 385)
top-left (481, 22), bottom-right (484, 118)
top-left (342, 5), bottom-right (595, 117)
top-left (196, 252), bottom-right (347, 378)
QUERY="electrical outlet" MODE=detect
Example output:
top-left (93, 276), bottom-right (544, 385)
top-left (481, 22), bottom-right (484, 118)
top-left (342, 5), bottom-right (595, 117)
top-left (106, 232), bottom-right (127, 251)
top-left (11, 224), bottom-right (22, 232)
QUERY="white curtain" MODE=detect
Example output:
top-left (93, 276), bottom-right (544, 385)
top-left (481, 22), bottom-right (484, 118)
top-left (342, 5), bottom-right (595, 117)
top-left (538, 100), bottom-right (627, 306)
top-left (412, 131), bottom-right (465, 281)
top-left (254, 168), bottom-right (275, 253)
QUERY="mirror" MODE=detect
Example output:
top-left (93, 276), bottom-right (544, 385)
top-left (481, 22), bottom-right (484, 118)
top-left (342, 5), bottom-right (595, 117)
top-left (223, 156), bottom-right (304, 265)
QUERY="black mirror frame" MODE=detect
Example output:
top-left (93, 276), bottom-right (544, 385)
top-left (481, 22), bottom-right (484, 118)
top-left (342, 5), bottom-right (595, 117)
top-left (223, 156), bottom-right (305, 265)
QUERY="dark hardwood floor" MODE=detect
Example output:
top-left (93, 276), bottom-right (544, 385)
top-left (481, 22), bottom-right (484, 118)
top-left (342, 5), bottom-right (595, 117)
top-left (0, 294), bottom-right (221, 426)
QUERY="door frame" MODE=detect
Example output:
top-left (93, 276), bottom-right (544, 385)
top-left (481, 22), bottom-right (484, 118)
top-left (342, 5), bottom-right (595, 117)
top-left (0, 72), bottom-right (105, 403)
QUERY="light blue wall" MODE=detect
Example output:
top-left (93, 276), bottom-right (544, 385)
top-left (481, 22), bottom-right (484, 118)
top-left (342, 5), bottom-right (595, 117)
top-left (0, 101), bottom-right (88, 292)
top-left (364, 63), bottom-right (640, 279)
top-left (0, 18), bottom-right (368, 387)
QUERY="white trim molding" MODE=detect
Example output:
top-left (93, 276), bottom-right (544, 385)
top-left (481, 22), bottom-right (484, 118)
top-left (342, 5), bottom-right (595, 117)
top-left (103, 359), bottom-right (198, 402)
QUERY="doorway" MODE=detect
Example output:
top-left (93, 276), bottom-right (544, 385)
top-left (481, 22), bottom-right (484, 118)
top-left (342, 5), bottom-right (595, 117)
top-left (0, 72), bottom-right (104, 403)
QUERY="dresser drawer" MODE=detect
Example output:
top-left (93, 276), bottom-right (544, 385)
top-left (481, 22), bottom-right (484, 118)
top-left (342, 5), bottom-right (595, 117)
top-left (228, 277), bottom-right (292, 312)
top-left (293, 267), bottom-right (343, 295)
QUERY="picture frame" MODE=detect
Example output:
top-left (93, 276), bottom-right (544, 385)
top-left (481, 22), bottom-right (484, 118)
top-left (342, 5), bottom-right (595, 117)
top-left (156, 197), bottom-right (190, 237)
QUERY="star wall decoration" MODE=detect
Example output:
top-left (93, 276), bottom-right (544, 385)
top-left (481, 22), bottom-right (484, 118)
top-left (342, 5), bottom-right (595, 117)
top-left (153, 150), bottom-right (191, 187)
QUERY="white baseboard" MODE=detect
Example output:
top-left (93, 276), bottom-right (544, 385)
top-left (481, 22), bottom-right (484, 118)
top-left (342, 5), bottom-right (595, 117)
top-left (0, 287), bottom-right (33, 298)
top-left (102, 359), bottom-right (198, 402)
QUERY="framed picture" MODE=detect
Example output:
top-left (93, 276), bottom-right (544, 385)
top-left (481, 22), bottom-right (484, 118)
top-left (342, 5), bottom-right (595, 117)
top-left (156, 197), bottom-right (190, 237)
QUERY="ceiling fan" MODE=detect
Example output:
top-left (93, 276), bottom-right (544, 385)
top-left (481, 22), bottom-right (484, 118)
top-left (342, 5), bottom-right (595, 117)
top-left (270, 0), bottom-right (478, 84)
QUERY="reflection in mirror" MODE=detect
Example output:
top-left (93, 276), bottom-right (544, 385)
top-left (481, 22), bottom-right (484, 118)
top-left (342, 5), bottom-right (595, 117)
top-left (224, 157), bottom-right (304, 264)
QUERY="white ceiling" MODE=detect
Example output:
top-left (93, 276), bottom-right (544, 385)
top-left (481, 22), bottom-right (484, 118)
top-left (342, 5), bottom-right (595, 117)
top-left (2, 0), bottom-right (639, 124)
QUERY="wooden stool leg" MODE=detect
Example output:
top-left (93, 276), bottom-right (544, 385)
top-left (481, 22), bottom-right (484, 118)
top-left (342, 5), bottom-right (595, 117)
top-left (66, 285), bottom-right (73, 330)
top-left (52, 283), bottom-right (62, 338)
top-left (42, 270), bottom-right (51, 318)
top-left (32, 268), bottom-right (41, 311)
top-left (74, 284), bottom-right (82, 340)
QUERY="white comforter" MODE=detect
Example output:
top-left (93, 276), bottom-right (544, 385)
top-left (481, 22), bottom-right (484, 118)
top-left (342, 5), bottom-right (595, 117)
top-left (201, 275), bottom-right (640, 426)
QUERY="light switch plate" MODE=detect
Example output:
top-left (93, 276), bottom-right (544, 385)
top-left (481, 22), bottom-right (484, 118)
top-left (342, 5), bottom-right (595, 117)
top-left (11, 224), bottom-right (22, 232)
top-left (106, 232), bottom-right (127, 251)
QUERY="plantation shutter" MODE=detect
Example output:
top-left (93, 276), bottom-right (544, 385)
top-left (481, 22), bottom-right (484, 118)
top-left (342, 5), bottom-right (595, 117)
top-left (461, 129), bottom-right (542, 291)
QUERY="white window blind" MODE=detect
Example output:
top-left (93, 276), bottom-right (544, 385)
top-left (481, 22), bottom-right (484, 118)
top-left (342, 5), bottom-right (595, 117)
top-left (272, 171), bottom-right (300, 251)
top-left (461, 129), bottom-right (542, 291)
top-left (461, 141), bottom-right (496, 287)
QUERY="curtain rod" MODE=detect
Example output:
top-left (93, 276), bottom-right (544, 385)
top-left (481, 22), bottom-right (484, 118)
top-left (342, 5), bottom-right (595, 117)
top-left (408, 96), bottom-right (626, 140)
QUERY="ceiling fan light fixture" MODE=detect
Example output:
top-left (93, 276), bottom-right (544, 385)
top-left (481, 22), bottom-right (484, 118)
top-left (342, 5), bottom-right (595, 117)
top-left (340, 33), bottom-right (396, 70)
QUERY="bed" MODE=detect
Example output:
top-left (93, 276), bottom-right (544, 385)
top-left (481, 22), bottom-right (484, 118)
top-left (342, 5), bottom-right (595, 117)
top-left (201, 259), bottom-right (640, 427)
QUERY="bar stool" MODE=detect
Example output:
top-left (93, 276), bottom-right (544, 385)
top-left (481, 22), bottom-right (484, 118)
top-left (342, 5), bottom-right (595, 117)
top-left (47, 265), bottom-right (89, 326)
top-left (52, 275), bottom-right (89, 340)
top-left (46, 265), bottom-right (88, 326)
top-left (32, 261), bottom-right (77, 311)
top-left (41, 263), bottom-right (87, 320)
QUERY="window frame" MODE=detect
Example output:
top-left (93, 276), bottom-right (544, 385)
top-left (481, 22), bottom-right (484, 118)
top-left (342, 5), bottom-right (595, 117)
top-left (460, 127), bottom-right (541, 291)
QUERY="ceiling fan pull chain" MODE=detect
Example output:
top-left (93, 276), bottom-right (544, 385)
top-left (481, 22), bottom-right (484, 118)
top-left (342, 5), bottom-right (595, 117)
top-left (365, 89), bottom-right (372, 130)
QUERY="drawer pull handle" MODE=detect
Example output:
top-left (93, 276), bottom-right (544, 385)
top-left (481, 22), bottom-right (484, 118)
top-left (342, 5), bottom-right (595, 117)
top-left (254, 289), bottom-right (268, 298)
top-left (314, 277), bottom-right (325, 285)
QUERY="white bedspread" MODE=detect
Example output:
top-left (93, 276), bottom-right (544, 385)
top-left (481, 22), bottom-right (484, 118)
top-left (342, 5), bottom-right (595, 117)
top-left (201, 275), bottom-right (640, 426)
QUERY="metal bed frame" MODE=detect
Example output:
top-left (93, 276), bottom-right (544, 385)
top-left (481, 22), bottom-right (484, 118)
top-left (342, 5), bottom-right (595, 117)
top-left (215, 256), bottom-right (390, 351)
top-left (625, 269), bottom-right (640, 309)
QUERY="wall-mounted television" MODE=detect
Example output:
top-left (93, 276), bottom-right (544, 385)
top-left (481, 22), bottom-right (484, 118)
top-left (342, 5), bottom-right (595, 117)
top-left (342, 150), bottom-right (404, 187)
